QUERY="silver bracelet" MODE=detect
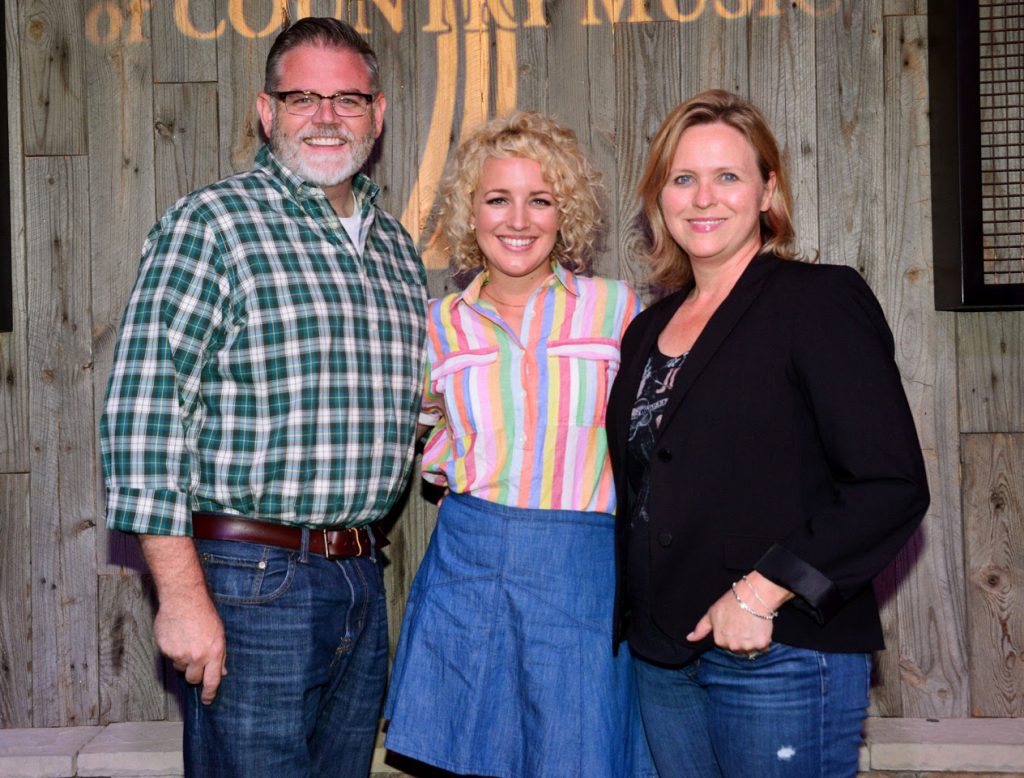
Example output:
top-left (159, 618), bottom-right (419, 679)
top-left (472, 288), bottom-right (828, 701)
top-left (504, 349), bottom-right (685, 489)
top-left (742, 575), bottom-right (777, 616)
top-left (731, 581), bottom-right (778, 620)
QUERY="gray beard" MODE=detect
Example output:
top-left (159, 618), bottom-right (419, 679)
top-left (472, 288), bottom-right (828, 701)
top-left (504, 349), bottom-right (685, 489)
top-left (269, 107), bottom-right (375, 187)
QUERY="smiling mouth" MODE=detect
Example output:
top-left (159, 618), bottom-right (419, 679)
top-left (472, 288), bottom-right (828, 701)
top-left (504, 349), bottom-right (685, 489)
top-left (304, 137), bottom-right (348, 147)
top-left (498, 236), bottom-right (536, 248)
top-left (688, 218), bottom-right (726, 232)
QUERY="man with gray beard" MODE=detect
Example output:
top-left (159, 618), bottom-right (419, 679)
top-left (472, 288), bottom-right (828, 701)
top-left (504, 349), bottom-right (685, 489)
top-left (99, 18), bottom-right (427, 777)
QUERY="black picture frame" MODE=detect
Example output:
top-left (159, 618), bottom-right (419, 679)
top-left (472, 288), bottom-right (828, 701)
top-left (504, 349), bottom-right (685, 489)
top-left (929, 0), bottom-right (1024, 311)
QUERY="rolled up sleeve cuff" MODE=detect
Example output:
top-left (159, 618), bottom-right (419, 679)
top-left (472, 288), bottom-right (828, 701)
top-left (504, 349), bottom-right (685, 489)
top-left (756, 544), bottom-right (844, 624)
top-left (104, 487), bottom-right (192, 536)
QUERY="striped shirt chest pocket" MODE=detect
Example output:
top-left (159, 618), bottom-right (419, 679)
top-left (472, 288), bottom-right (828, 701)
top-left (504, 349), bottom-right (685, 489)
top-left (543, 337), bottom-right (622, 427)
top-left (430, 346), bottom-right (502, 445)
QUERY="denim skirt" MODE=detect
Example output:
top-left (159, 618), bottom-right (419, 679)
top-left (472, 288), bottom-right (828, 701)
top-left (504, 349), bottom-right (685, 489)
top-left (384, 492), bottom-right (654, 778)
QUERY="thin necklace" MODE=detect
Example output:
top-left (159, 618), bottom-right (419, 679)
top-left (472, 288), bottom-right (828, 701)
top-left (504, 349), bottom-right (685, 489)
top-left (481, 285), bottom-right (529, 308)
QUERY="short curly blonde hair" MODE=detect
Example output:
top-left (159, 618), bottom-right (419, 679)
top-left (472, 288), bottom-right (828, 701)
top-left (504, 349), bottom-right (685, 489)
top-left (430, 112), bottom-right (606, 274)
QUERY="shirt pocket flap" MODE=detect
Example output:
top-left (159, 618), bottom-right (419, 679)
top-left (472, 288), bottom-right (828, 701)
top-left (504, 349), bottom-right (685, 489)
top-left (547, 337), bottom-right (621, 366)
top-left (430, 346), bottom-right (500, 386)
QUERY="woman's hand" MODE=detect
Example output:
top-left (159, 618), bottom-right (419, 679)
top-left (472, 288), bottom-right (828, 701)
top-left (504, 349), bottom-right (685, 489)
top-left (686, 572), bottom-right (793, 654)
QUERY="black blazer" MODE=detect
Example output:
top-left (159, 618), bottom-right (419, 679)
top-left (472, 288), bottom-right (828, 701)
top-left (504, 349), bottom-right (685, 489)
top-left (607, 254), bottom-right (929, 659)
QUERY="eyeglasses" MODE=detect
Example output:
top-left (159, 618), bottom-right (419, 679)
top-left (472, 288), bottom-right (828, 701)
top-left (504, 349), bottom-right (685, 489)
top-left (270, 90), bottom-right (375, 118)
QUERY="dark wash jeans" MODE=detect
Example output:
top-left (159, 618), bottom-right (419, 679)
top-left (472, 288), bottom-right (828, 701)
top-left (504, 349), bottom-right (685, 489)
top-left (181, 534), bottom-right (388, 778)
top-left (635, 643), bottom-right (871, 778)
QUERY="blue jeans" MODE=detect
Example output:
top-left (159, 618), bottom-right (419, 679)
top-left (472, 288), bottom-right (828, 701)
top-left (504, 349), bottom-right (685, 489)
top-left (182, 535), bottom-right (388, 778)
top-left (634, 643), bottom-right (870, 778)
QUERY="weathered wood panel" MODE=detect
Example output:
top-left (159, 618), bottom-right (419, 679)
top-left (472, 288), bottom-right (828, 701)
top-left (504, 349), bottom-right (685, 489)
top-left (959, 313), bottom-right (1024, 434)
top-left (680, 13), bottom-right (747, 99)
top-left (408, 1), bottom-right (464, 288)
top-left (85, 0), bottom-right (156, 577)
top-left (98, 573), bottom-right (165, 723)
top-left (876, 14), bottom-right (968, 719)
top-left (883, 0), bottom-right (928, 15)
top-left (215, 0), bottom-right (276, 176)
top-left (17, 0), bottom-right (86, 154)
top-left (0, 474), bottom-right (32, 727)
top-left (963, 434), bottom-right (1024, 717)
top-left (360, 0), bottom-right (421, 248)
top-left (163, 656), bottom-right (185, 722)
top-left (547, 0), bottom-right (617, 278)
top-left (151, 0), bottom-right (218, 82)
top-left (26, 156), bottom-right (98, 727)
top-left (815, 0), bottom-right (884, 276)
top-left (153, 82), bottom-right (221, 214)
top-left (0, 0), bottom-right (30, 472)
top-left (511, 20), bottom-right (545, 118)
top-left (614, 21), bottom-right (684, 296)
top-left (748, 5), bottom-right (819, 259)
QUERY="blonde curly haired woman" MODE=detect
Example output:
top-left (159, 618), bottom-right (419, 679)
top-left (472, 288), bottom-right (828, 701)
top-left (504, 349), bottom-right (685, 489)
top-left (383, 112), bottom-right (654, 778)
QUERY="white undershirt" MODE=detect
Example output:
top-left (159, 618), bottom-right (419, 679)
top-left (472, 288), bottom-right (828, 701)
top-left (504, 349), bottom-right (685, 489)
top-left (339, 209), bottom-right (366, 256)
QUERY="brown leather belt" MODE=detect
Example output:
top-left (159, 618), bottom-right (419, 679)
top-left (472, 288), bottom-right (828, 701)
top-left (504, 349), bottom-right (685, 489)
top-left (191, 511), bottom-right (388, 559)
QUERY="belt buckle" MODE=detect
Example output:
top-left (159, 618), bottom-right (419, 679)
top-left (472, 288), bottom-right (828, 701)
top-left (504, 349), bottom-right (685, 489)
top-left (322, 527), bottom-right (363, 558)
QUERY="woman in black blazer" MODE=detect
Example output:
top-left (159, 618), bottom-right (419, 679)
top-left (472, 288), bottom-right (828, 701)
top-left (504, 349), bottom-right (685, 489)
top-left (606, 90), bottom-right (929, 778)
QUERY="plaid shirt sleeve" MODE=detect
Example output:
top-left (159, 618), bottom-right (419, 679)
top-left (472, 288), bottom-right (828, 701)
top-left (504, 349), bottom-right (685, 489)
top-left (100, 203), bottom-right (229, 536)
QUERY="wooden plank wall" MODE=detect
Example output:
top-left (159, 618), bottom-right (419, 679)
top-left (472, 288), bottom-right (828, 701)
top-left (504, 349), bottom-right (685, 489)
top-left (1, 0), bottom-right (1020, 729)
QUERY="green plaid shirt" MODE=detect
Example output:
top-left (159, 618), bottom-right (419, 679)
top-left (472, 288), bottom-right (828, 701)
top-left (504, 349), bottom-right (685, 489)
top-left (100, 146), bottom-right (427, 535)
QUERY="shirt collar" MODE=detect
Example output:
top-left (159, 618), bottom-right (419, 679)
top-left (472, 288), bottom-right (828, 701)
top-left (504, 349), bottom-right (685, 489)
top-left (454, 260), bottom-right (579, 308)
top-left (255, 144), bottom-right (380, 214)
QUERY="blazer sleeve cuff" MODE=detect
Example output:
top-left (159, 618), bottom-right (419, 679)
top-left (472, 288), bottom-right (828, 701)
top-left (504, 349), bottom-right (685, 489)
top-left (756, 544), bottom-right (844, 624)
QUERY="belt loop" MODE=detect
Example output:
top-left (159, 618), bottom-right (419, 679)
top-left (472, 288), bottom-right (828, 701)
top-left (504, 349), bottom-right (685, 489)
top-left (299, 527), bottom-right (310, 563)
top-left (366, 524), bottom-right (377, 562)
top-left (323, 528), bottom-right (332, 560)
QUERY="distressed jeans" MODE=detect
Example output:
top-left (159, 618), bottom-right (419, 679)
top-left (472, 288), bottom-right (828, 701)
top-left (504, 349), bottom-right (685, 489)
top-left (634, 643), bottom-right (871, 778)
top-left (181, 534), bottom-right (388, 778)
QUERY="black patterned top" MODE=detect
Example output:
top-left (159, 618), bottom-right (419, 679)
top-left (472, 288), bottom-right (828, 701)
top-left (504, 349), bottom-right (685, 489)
top-left (625, 346), bottom-right (691, 664)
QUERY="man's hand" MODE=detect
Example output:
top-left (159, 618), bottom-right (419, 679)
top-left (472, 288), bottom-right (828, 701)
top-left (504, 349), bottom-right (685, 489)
top-left (139, 535), bottom-right (227, 704)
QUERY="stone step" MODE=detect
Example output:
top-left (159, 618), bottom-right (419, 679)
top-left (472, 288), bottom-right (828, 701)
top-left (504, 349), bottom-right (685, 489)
top-left (1, 718), bottom-right (1022, 777)
top-left (0, 723), bottom-right (407, 778)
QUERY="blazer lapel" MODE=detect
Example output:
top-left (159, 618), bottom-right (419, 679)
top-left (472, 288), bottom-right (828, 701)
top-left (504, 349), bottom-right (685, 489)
top-left (653, 254), bottom-right (782, 440)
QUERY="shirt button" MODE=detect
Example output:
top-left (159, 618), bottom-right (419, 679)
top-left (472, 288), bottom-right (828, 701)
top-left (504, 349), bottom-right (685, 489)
top-left (657, 448), bottom-right (672, 462)
top-left (658, 533), bottom-right (673, 547)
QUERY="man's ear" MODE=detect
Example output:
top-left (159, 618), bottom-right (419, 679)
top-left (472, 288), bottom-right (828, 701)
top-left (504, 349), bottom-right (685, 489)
top-left (372, 92), bottom-right (387, 139)
top-left (257, 92), bottom-right (274, 140)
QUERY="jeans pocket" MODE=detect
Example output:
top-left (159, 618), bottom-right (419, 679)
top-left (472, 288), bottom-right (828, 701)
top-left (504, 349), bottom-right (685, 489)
top-left (721, 641), bottom-right (778, 662)
top-left (198, 542), bottom-right (298, 605)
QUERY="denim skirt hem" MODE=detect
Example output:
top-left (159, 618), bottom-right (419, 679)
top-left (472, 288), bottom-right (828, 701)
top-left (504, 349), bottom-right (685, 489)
top-left (384, 492), bottom-right (654, 778)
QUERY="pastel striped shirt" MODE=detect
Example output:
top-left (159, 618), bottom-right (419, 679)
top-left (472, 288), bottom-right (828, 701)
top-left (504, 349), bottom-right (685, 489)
top-left (420, 263), bottom-right (642, 513)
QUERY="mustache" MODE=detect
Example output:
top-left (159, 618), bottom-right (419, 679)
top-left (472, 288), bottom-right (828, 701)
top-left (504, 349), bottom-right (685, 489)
top-left (294, 125), bottom-right (355, 142)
